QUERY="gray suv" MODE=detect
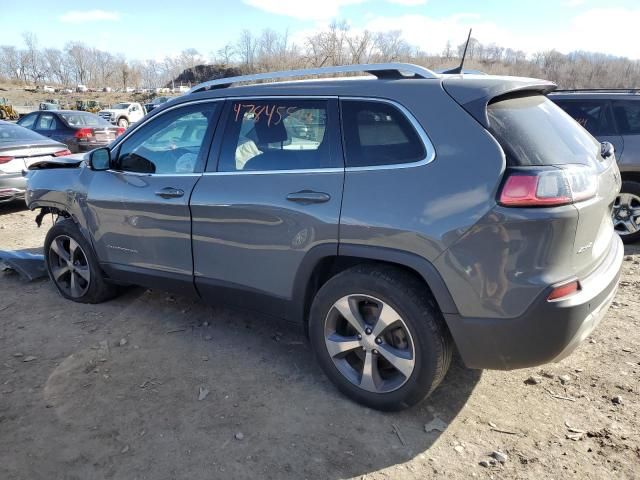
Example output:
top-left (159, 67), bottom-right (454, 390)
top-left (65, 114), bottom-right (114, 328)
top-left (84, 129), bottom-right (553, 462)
top-left (25, 64), bottom-right (623, 411)
top-left (550, 90), bottom-right (640, 242)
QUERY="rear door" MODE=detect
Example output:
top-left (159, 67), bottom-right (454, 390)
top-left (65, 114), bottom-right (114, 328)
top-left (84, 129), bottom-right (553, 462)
top-left (611, 99), bottom-right (640, 169)
top-left (552, 98), bottom-right (624, 157)
top-left (85, 100), bottom-right (221, 293)
top-left (190, 98), bottom-right (344, 316)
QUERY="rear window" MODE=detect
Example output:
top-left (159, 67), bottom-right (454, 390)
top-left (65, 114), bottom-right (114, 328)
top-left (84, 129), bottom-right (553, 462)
top-left (59, 112), bottom-right (111, 127)
top-left (0, 123), bottom-right (46, 143)
top-left (341, 100), bottom-right (426, 168)
top-left (488, 94), bottom-right (599, 166)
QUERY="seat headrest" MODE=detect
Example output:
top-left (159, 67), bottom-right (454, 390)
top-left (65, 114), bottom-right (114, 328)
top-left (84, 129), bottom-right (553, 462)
top-left (254, 117), bottom-right (288, 144)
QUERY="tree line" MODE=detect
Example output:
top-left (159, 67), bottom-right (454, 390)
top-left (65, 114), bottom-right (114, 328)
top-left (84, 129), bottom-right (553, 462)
top-left (1, 24), bottom-right (639, 89)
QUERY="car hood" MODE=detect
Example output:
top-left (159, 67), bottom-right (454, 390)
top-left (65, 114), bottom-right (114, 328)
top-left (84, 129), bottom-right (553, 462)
top-left (28, 152), bottom-right (86, 170)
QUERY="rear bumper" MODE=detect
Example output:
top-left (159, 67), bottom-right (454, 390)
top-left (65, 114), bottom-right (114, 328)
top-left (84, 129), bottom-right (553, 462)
top-left (445, 234), bottom-right (624, 370)
top-left (0, 174), bottom-right (26, 202)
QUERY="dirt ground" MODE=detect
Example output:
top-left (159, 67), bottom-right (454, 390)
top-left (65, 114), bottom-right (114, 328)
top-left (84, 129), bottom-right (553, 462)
top-left (0, 200), bottom-right (638, 480)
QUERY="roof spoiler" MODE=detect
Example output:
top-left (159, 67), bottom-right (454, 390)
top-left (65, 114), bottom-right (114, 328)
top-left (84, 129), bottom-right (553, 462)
top-left (442, 77), bottom-right (557, 128)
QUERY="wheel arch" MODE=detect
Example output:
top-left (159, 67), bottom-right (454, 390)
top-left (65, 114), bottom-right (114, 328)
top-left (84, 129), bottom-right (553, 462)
top-left (291, 244), bottom-right (459, 334)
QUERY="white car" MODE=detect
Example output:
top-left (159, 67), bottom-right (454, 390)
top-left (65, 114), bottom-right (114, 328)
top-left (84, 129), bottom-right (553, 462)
top-left (98, 102), bottom-right (145, 128)
top-left (42, 85), bottom-right (55, 93)
top-left (76, 85), bottom-right (88, 93)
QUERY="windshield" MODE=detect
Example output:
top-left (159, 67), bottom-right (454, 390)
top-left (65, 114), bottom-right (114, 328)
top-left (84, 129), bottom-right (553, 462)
top-left (488, 94), bottom-right (599, 166)
top-left (112, 103), bottom-right (131, 109)
top-left (0, 123), bottom-right (47, 143)
top-left (60, 112), bottom-right (112, 127)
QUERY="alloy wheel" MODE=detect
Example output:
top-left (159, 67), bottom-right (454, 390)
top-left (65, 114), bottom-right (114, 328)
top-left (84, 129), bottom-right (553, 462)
top-left (324, 294), bottom-right (416, 393)
top-left (49, 234), bottom-right (91, 298)
top-left (613, 193), bottom-right (640, 236)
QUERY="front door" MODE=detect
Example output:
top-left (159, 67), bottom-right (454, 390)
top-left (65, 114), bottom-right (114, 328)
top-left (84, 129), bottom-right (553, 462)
top-left (86, 101), bottom-right (221, 293)
top-left (190, 98), bottom-right (344, 316)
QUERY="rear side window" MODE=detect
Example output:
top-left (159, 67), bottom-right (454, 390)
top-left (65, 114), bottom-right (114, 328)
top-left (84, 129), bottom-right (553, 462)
top-left (612, 100), bottom-right (640, 135)
top-left (552, 99), bottom-right (616, 136)
top-left (218, 99), bottom-right (333, 172)
top-left (340, 100), bottom-right (426, 168)
top-left (36, 113), bottom-right (58, 131)
top-left (488, 94), bottom-right (599, 166)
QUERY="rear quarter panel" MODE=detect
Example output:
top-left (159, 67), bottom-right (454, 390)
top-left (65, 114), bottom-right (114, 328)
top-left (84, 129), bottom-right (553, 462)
top-left (339, 82), bottom-right (506, 269)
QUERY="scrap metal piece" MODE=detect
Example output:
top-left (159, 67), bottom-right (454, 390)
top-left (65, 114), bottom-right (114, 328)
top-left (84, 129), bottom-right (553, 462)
top-left (0, 250), bottom-right (47, 281)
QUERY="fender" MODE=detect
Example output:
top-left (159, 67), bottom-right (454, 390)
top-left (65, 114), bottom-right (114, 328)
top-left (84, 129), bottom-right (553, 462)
top-left (288, 243), bottom-right (459, 324)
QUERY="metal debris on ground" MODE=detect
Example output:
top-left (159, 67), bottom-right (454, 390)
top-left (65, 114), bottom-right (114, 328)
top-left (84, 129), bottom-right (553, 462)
top-left (198, 385), bottom-right (210, 401)
top-left (0, 250), bottom-right (46, 281)
top-left (392, 424), bottom-right (406, 446)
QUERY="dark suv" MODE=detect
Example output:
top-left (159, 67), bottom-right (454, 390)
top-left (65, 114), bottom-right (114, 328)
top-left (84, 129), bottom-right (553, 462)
top-left (550, 90), bottom-right (640, 242)
top-left (25, 64), bottom-right (623, 411)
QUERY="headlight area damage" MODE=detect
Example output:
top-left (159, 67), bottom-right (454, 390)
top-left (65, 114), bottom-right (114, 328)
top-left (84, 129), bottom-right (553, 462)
top-left (25, 154), bottom-right (85, 226)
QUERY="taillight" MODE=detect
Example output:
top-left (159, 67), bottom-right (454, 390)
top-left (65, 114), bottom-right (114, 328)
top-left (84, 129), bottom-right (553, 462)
top-left (499, 165), bottom-right (597, 207)
top-left (0, 156), bottom-right (14, 164)
top-left (74, 128), bottom-right (94, 139)
top-left (116, 127), bottom-right (125, 136)
top-left (53, 149), bottom-right (72, 157)
top-left (548, 280), bottom-right (580, 301)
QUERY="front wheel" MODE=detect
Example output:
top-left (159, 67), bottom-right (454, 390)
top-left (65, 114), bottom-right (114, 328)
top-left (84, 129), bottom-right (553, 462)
top-left (117, 117), bottom-right (129, 129)
top-left (613, 180), bottom-right (640, 243)
top-left (44, 219), bottom-right (118, 303)
top-left (308, 265), bottom-right (453, 411)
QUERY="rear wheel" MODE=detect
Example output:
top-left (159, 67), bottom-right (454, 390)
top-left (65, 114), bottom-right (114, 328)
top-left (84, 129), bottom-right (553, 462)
top-left (309, 265), bottom-right (452, 411)
top-left (117, 117), bottom-right (129, 129)
top-left (44, 219), bottom-right (118, 303)
top-left (613, 181), bottom-right (640, 243)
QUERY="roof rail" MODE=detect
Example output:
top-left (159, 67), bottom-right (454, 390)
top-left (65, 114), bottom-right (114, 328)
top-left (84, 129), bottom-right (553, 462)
top-left (552, 88), bottom-right (640, 94)
top-left (187, 63), bottom-right (438, 94)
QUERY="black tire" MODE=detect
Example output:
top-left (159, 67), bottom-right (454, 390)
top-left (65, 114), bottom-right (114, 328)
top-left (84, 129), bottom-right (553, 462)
top-left (44, 219), bottom-right (118, 303)
top-left (309, 264), bottom-right (453, 411)
top-left (614, 181), bottom-right (640, 244)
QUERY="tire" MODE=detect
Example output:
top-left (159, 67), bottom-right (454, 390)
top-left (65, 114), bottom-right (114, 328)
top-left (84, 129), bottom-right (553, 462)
top-left (613, 180), bottom-right (640, 244)
top-left (44, 219), bottom-right (118, 303)
top-left (308, 264), bottom-right (453, 411)
top-left (117, 117), bottom-right (129, 129)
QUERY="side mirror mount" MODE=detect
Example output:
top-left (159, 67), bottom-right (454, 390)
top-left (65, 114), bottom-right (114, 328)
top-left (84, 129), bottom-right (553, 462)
top-left (600, 141), bottom-right (615, 159)
top-left (89, 148), bottom-right (111, 171)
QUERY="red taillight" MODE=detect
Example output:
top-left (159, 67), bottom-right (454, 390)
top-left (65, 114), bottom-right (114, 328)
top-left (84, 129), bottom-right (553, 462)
top-left (116, 127), bottom-right (125, 136)
top-left (0, 156), bottom-right (14, 164)
top-left (74, 128), bottom-right (94, 139)
top-left (499, 166), bottom-right (597, 207)
top-left (53, 149), bottom-right (72, 157)
top-left (547, 280), bottom-right (580, 301)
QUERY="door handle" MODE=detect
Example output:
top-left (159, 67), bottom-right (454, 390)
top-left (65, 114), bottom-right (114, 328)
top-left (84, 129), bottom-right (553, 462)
top-left (155, 187), bottom-right (184, 199)
top-left (286, 190), bottom-right (331, 205)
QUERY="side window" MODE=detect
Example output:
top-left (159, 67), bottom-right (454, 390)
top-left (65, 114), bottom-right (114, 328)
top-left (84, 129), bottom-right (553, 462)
top-left (554, 100), bottom-right (615, 136)
top-left (218, 99), bottom-right (332, 172)
top-left (116, 102), bottom-right (217, 174)
top-left (612, 100), bottom-right (640, 135)
top-left (17, 113), bottom-right (38, 129)
top-left (341, 100), bottom-right (426, 168)
top-left (36, 113), bottom-right (58, 131)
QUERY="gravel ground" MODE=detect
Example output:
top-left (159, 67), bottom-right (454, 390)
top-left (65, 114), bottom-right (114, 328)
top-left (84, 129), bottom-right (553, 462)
top-left (0, 200), bottom-right (638, 480)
